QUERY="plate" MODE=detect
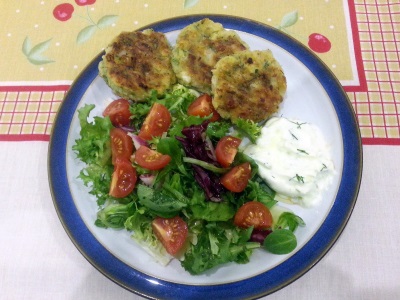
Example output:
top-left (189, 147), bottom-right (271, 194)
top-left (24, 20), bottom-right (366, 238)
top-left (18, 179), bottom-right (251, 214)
top-left (48, 15), bottom-right (362, 299)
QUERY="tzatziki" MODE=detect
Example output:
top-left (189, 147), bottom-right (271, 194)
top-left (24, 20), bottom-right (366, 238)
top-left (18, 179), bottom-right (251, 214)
top-left (243, 117), bottom-right (335, 207)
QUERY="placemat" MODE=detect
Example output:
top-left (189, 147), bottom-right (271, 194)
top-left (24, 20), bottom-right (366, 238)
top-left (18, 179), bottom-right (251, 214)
top-left (0, 0), bottom-right (398, 144)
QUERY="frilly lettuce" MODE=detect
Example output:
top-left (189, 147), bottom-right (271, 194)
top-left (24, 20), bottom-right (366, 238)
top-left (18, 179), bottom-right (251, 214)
top-left (124, 212), bottom-right (173, 266)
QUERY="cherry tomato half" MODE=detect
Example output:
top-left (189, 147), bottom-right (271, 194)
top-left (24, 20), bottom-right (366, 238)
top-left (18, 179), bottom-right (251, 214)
top-left (138, 103), bottom-right (171, 140)
top-left (187, 94), bottom-right (220, 122)
top-left (152, 216), bottom-right (188, 256)
top-left (109, 159), bottom-right (137, 198)
top-left (220, 162), bottom-right (251, 193)
top-left (234, 201), bottom-right (273, 230)
top-left (110, 128), bottom-right (134, 165)
top-left (135, 146), bottom-right (171, 170)
top-left (216, 136), bottom-right (242, 168)
top-left (103, 99), bottom-right (131, 127)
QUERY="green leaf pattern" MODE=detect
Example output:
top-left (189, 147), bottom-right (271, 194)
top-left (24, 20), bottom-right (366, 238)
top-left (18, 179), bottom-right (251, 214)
top-left (22, 37), bottom-right (31, 56)
top-left (97, 15), bottom-right (119, 29)
top-left (22, 37), bottom-right (54, 65)
top-left (276, 10), bottom-right (299, 36)
top-left (280, 10), bottom-right (298, 28)
top-left (21, 2), bottom-right (296, 66)
top-left (23, 8), bottom-right (119, 65)
top-left (77, 25), bottom-right (97, 44)
top-left (77, 15), bottom-right (119, 44)
top-left (184, 0), bottom-right (200, 8)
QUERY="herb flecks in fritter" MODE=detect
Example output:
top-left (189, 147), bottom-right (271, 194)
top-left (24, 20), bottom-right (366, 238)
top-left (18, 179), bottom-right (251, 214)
top-left (211, 50), bottom-right (287, 122)
top-left (172, 18), bottom-right (248, 94)
top-left (99, 29), bottom-right (176, 102)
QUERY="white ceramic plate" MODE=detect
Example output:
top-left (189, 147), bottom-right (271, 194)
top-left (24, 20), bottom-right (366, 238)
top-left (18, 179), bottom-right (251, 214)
top-left (49, 15), bottom-right (362, 299)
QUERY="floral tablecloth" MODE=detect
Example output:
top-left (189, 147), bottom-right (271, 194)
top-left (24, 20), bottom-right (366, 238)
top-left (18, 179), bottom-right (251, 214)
top-left (1, 1), bottom-right (399, 300)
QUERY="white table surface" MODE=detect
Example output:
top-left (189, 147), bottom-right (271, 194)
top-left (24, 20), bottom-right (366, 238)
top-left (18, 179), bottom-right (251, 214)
top-left (1, 142), bottom-right (400, 300)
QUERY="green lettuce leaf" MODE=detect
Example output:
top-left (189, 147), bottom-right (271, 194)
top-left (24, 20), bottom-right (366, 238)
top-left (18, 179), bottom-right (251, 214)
top-left (181, 222), bottom-right (259, 274)
top-left (125, 212), bottom-right (173, 265)
top-left (73, 104), bottom-right (112, 166)
top-left (95, 202), bottom-right (136, 228)
top-left (73, 104), bottom-right (114, 205)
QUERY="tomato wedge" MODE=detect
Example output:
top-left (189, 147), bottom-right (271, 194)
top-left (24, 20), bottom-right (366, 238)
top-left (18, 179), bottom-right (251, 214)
top-left (138, 103), bottom-right (171, 140)
top-left (234, 201), bottom-right (273, 230)
top-left (220, 162), bottom-right (251, 193)
top-left (135, 146), bottom-right (171, 170)
top-left (109, 159), bottom-right (137, 198)
top-left (216, 136), bottom-right (242, 167)
top-left (152, 216), bottom-right (188, 256)
top-left (187, 94), bottom-right (220, 122)
top-left (110, 128), bottom-right (134, 165)
top-left (103, 98), bottom-right (131, 127)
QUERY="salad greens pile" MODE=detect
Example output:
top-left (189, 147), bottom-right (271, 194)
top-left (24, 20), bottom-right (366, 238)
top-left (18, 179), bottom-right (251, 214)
top-left (73, 84), bottom-right (304, 275)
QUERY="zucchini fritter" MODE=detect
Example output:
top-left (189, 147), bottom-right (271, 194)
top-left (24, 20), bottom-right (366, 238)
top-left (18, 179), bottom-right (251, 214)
top-left (99, 29), bottom-right (176, 102)
top-left (171, 18), bottom-right (248, 94)
top-left (211, 50), bottom-right (287, 122)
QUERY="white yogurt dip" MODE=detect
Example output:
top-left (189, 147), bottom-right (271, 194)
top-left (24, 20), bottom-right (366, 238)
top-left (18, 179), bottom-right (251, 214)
top-left (243, 117), bottom-right (335, 207)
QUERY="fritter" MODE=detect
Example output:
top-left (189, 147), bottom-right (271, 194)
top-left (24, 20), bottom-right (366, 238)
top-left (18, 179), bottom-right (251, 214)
top-left (171, 18), bottom-right (248, 94)
top-left (211, 50), bottom-right (287, 122)
top-left (99, 29), bottom-right (176, 102)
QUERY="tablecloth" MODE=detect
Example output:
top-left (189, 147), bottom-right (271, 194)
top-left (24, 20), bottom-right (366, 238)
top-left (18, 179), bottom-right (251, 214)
top-left (1, 0), bottom-right (399, 299)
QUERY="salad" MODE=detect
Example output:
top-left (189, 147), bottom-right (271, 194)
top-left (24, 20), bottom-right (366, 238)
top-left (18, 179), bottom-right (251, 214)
top-left (73, 84), bottom-right (305, 275)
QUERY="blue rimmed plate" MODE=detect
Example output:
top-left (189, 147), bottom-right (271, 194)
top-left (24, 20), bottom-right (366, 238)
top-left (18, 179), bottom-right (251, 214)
top-left (48, 15), bottom-right (362, 299)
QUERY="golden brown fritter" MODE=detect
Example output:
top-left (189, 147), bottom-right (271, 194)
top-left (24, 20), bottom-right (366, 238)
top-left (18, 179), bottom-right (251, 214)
top-left (171, 18), bottom-right (248, 94)
top-left (99, 29), bottom-right (176, 102)
top-left (211, 50), bottom-right (287, 122)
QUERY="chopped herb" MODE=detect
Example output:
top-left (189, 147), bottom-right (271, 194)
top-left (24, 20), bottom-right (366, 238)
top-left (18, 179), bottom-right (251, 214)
top-left (289, 120), bottom-right (307, 129)
top-left (289, 130), bottom-right (298, 140)
top-left (297, 149), bottom-right (309, 155)
top-left (290, 174), bottom-right (304, 183)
